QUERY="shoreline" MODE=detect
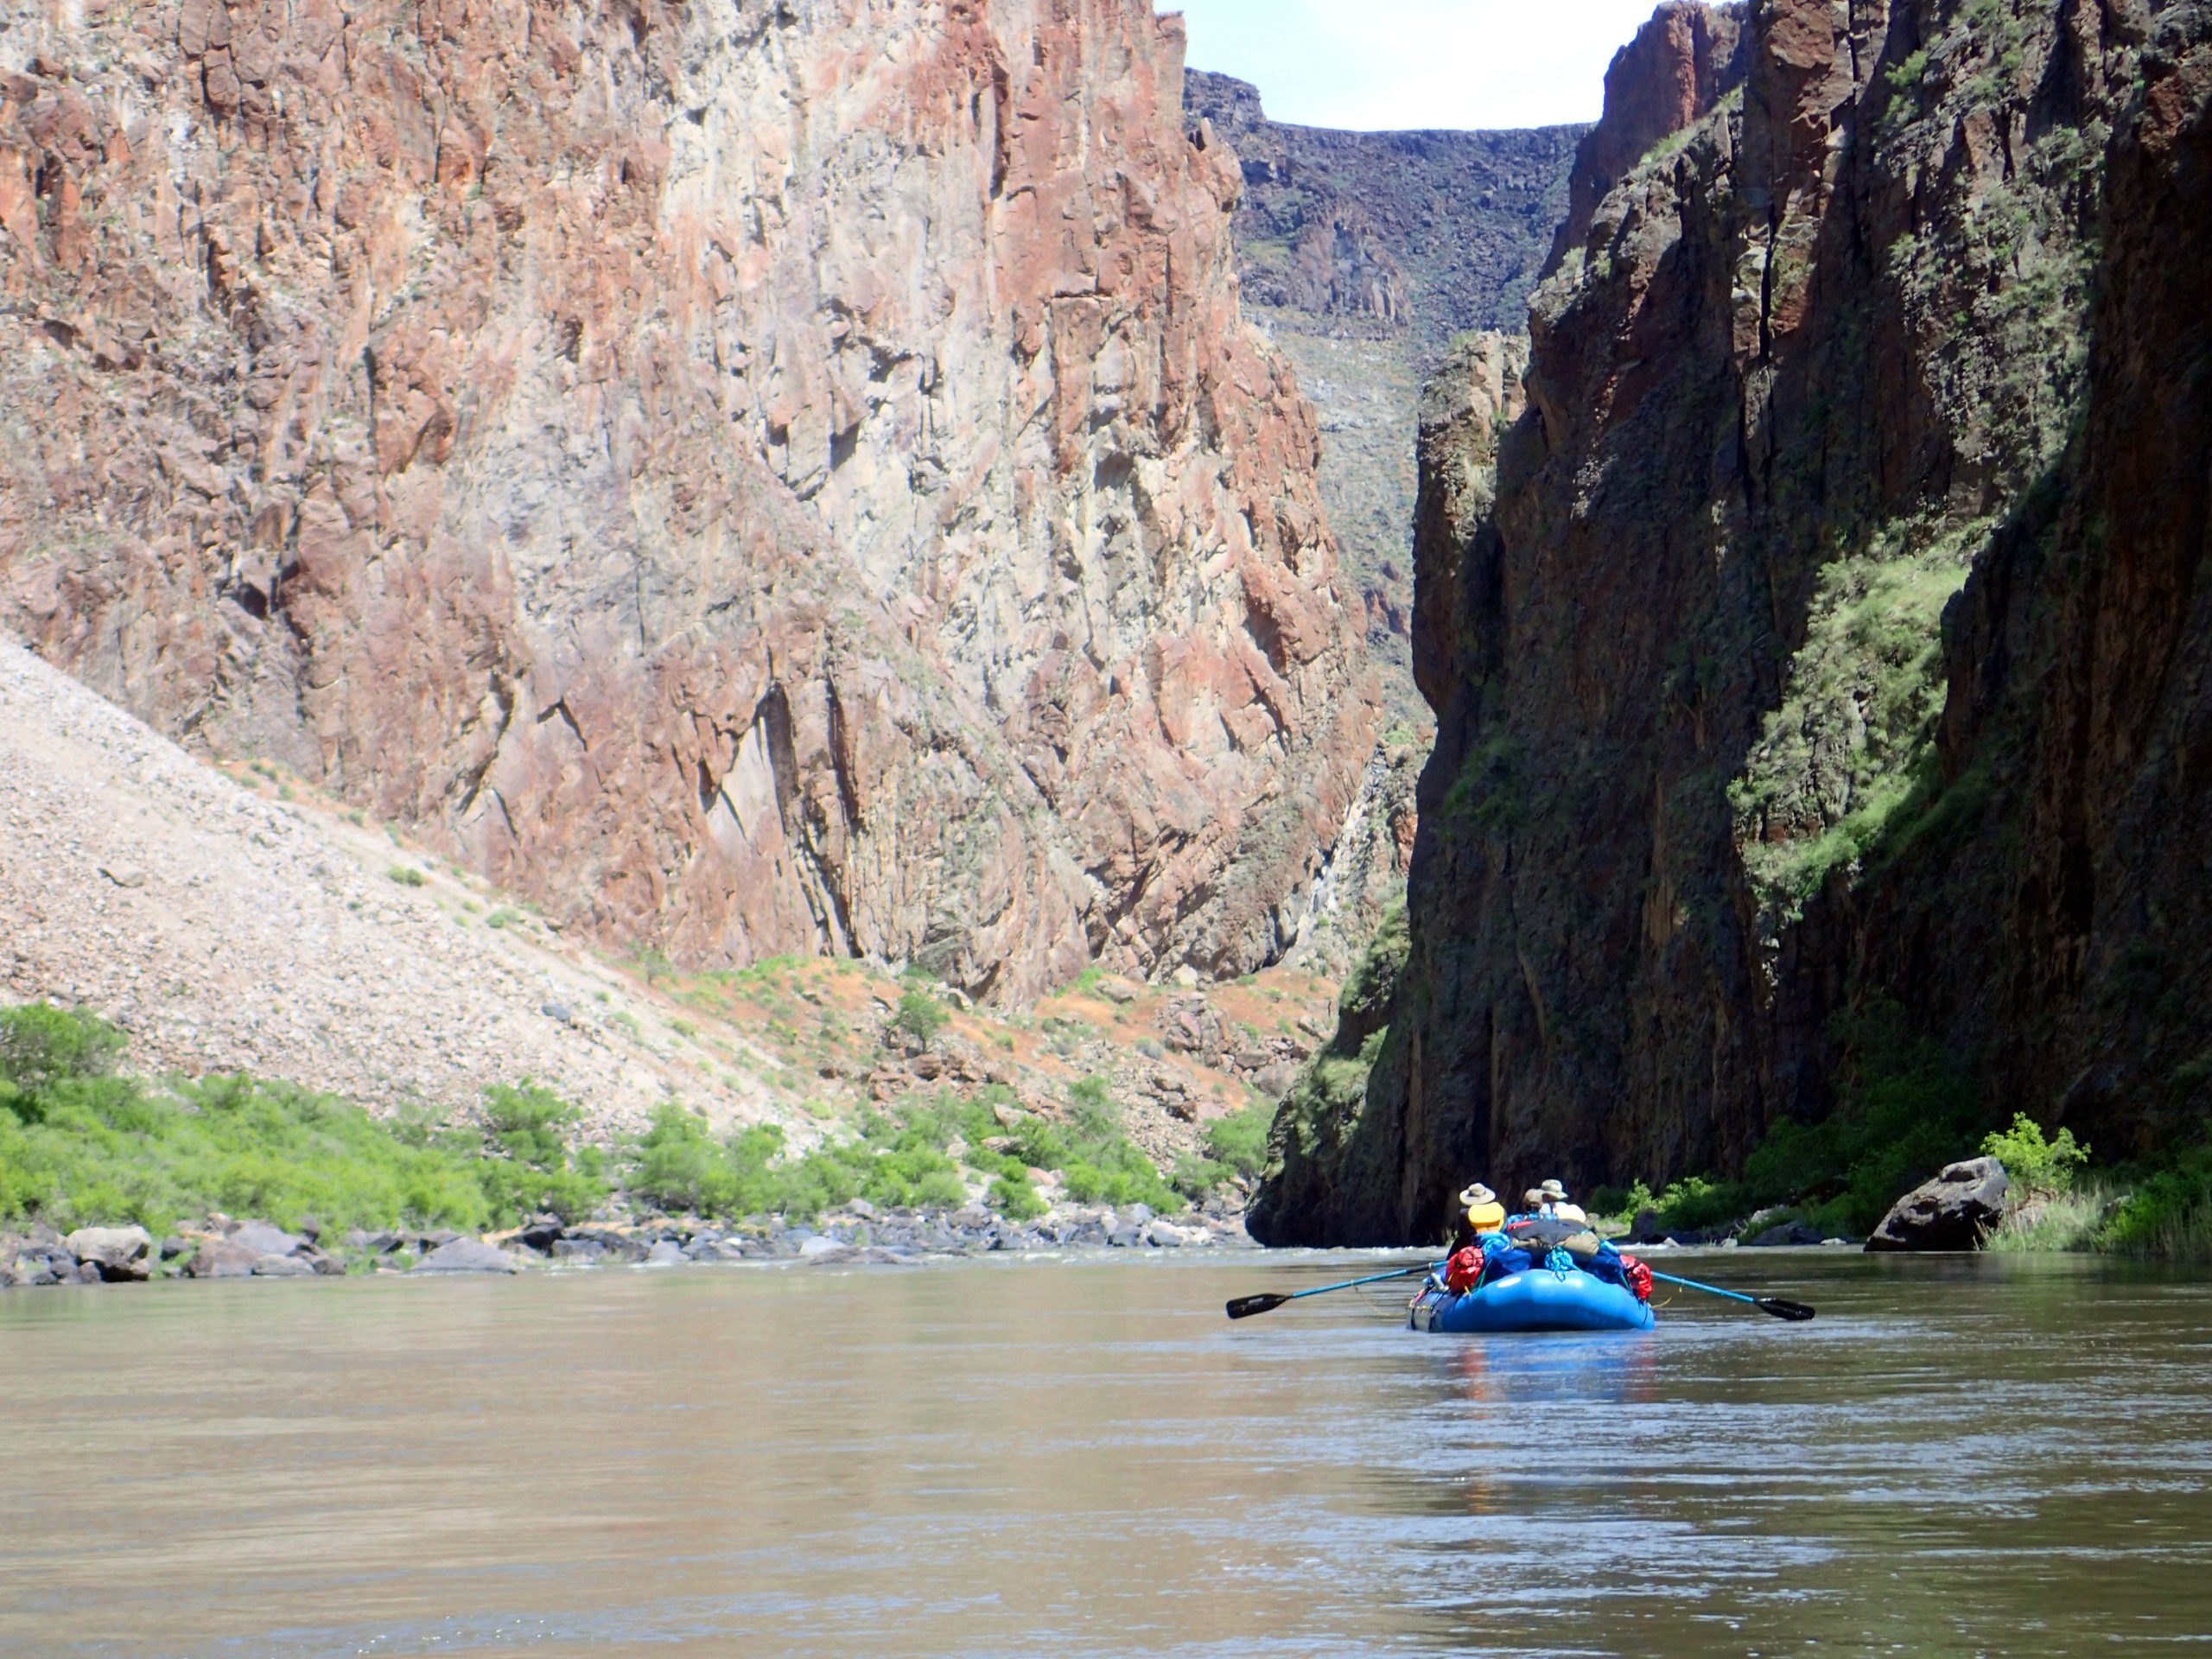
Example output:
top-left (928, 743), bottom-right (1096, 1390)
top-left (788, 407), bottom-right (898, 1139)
top-left (1, 1198), bottom-right (1259, 1290)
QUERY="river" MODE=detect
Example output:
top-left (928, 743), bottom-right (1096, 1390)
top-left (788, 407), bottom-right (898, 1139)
top-left (3, 1250), bottom-right (2209, 1657)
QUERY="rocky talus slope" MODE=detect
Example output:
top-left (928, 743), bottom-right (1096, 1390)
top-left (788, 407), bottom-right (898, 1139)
top-left (1258, 0), bottom-right (2212, 1243)
top-left (0, 0), bottom-right (1373, 1003)
top-left (0, 636), bottom-right (787, 1135)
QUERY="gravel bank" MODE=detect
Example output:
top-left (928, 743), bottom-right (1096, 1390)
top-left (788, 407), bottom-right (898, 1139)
top-left (0, 638), bottom-right (792, 1138)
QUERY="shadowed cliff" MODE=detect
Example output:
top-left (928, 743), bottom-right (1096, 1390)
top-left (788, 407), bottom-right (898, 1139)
top-left (1256, 0), bottom-right (2212, 1244)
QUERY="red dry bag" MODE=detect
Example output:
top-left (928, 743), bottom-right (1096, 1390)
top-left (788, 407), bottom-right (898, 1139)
top-left (1620, 1254), bottom-right (1653, 1301)
top-left (1445, 1246), bottom-right (1484, 1294)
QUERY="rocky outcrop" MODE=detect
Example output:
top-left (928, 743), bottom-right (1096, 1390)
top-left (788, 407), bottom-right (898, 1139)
top-left (1184, 70), bottom-right (1583, 360)
top-left (0, 0), bottom-right (1374, 1003)
top-left (1260, 0), bottom-right (2212, 1243)
top-left (1548, 3), bottom-right (1748, 265)
top-left (1183, 71), bottom-right (1580, 739)
top-left (1866, 1157), bottom-right (2009, 1252)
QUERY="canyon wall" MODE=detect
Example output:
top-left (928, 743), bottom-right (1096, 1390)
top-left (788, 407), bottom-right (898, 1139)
top-left (1183, 69), bottom-right (1580, 734)
top-left (1256, 0), bottom-right (2212, 1243)
top-left (0, 0), bottom-right (1374, 1002)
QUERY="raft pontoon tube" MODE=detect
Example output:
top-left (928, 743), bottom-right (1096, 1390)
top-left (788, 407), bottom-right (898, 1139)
top-left (1410, 1266), bottom-right (1657, 1334)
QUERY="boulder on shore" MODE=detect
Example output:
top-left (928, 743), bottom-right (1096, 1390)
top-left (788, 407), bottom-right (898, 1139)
top-left (1866, 1158), bottom-right (2010, 1252)
top-left (411, 1238), bottom-right (522, 1274)
top-left (65, 1225), bottom-right (154, 1281)
top-left (187, 1238), bottom-right (264, 1279)
top-left (227, 1221), bottom-right (305, 1257)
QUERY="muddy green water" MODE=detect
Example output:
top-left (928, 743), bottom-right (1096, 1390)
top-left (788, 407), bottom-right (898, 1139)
top-left (3, 1250), bottom-right (2210, 1657)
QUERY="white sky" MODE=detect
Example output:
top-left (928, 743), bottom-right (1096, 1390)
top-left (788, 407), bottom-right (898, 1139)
top-left (1163, 0), bottom-right (1673, 131)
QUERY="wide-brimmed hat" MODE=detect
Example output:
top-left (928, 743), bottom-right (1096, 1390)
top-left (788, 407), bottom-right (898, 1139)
top-left (1522, 1188), bottom-right (1545, 1209)
top-left (1539, 1179), bottom-right (1568, 1199)
top-left (1457, 1182), bottom-right (1497, 1208)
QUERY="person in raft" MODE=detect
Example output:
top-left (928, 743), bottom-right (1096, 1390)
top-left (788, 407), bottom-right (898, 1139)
top-left (1442, 1183), bottom-right (1510, 1294)
top-left (1443, 1178), bottom-right (1653, 1302)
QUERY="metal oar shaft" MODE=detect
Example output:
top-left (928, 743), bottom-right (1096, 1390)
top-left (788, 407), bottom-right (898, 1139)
top-left (1648, 1268), bottom-right (1816, 1321)
top-left (1649, 1268), bottom-right (1757, 1304)
top-left (1281, 1263), bottom-right (1437, 1302)
top-left (1224, 1262), bottom-right (1438, 1319)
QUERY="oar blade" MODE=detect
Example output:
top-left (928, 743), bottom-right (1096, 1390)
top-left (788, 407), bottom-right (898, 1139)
top-left (1756, 1297), bottom-right (1816, 1322)
top-left (1225, 1294), bottom-right (1291, 1321)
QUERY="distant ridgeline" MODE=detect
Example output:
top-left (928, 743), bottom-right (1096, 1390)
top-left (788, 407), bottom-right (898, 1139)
top-left (1255, 0), bottom-right (2212, 1244)
top-left (1182, 70), bottom-right (1585, 364)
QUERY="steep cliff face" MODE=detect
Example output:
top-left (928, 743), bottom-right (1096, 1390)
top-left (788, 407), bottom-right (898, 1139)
top-left (0, 0), bottom-right (1373, 1001)
top-left (1183, 69), bottom-right (1580, 739)
top-left (1183, 70), bottom-right (1583, 363)
top-left (1257, 0), bottom-right (2212, 1243)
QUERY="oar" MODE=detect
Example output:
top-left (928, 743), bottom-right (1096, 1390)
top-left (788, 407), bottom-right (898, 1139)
top-left (1225, 1262), bottom-right (1435, 1321)
top-left (1648, 1268), bottom-right (1815, 1321)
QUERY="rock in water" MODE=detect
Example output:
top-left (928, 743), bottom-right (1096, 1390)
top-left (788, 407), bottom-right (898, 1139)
top-left (1866, 1160), bottom-right (2011, 1253)
top-left (411, 1240), bottom-right (522, 1275)
top-left (644, 1241), bottom-right (686, 1268)
top-left (64, 1226), bottom-right (153, 1281)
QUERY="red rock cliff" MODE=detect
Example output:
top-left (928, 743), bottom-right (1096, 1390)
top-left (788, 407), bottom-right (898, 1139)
top-left (0, 0), bottom-right (1375, 1001)
top-left (1257, 0), bottom-right (2212, 1243)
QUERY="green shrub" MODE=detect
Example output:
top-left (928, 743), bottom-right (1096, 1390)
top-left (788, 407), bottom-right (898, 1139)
top-left (1588, 1180), bottom-right (1657, 1224)
top-left (0, 1003), bottom-right (126, 1109)
top-left (1171, 1154), bottom-right (1230, 1201)
top-left (1203, 1103), bottom-right (1273, 1180)
top-left (387, 866), bottom-right (427, 887)
top-left (0, 1064), bottom-right (501, 1236)
top-left (988, 1174), bottom-right (1046, 1220)
top-left (1067, 1075), bottom-right (1116, 1134)
top-left (1981, 1113), bottom-right (2089, 1197)
top-left (893, 989), bottom-right (947, 1046)
top-left (2099, 1148), bottom-right (2212, 1262)
top-left (475, 1082), bottom-right (609, 1223)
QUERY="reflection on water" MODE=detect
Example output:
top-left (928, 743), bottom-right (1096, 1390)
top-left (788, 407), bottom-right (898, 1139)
top-left (3, 1251), bottom-right (2211, 1657)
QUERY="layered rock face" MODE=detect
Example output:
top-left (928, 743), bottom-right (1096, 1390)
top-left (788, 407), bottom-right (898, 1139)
top-left (0, 0), bottom-right (1373, 1001)
top-left (1184, 70), bottom-right (1580, 735)
top-left (1257, 0), bottom-right (2212, 1243)
top-left (1184, 71), bottom-right (1583, 364)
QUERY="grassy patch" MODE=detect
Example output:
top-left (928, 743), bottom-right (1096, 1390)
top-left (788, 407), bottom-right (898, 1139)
top-left (0, 1005), bottom-right (604, 1236)
top-left (627, 1075), bottom-right (1185, 1224)
top-left (1986, 1185), bottom-right (2110, 1254)
top-left (1732, 518), bottom-right (1995, 925)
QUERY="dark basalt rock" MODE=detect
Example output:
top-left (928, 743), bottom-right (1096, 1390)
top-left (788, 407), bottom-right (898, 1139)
top-left (1866, 1159), bottom-right (2010, 1254)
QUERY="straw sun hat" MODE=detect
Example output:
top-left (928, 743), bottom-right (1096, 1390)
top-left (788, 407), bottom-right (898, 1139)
top-left (1457, 1183), bottom-right (1497, 1209)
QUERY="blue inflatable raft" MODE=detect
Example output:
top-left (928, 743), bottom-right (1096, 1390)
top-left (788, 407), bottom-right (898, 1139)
top-left (1410, 1266), bottom-right (1656, 1334)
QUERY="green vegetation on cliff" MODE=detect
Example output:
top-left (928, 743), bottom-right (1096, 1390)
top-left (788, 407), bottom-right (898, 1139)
top-left (1252, 904), bottom-right (1413, 1243)
top-left (1730, 519), bottom-right (1993, 925)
